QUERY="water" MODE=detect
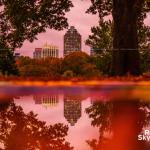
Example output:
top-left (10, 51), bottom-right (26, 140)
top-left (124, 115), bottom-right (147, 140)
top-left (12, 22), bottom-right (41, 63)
top-left (0, 83), bottom-right (150, 150)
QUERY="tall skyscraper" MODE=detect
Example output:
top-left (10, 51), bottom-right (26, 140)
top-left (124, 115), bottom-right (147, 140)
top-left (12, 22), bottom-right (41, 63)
top-left (64, 98), bottom-right (81, 126)
top-left (33, 43), bottom-right (59, 59)
top-left (64, 26), bottom-right (81, 57)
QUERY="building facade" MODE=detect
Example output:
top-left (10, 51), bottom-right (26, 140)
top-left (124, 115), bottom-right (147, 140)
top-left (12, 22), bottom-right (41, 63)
top-left (33, 48), bottom-right (42, 59)
top-left (33, 43), bottom-right (59, 59)
top-left (34, 95), bottom-right (59, 108)
top-left (64, 26), bottom-right (81, 57)
top-left (64, 98), bottom-right (81, 126)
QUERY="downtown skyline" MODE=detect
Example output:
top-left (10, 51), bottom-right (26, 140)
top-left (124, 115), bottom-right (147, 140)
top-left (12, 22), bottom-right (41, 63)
top-left (16, 0), bottom-right (150, 58)
top-left (16, 0), bottom-right (99, 57)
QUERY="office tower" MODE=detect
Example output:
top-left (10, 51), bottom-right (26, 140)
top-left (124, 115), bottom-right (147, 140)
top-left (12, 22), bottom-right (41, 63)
top-left (33, 43), bottom-right (59, 59)
top-left (64, 98), bottom-right (81, 126)
top-left (64, 26), bottom-right (81, 57)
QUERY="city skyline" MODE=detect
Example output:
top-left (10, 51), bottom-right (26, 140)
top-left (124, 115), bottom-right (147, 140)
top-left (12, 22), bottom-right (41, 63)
top-left (16, 0), bottom-right (99, 57)
top-left (15, 0), bottom-right (150, 58)
top-left (33, 43), bottom-right (59, 58)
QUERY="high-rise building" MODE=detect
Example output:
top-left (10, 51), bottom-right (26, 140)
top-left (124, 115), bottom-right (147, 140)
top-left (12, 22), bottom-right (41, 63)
top-left (33, 48), bottom-right (42, 59)
top-left (64, 26), bottom-right (81, 57)
top-left (64, 98), bottom-right (81, 126)
top-left (34, 95), bottom-right (59, 108)
top-left (33, 43), bottom-right (59, 59)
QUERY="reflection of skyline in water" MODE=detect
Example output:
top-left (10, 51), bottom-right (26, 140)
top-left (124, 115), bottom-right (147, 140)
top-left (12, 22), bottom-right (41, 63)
top-left (1, 85), bottom-right (150, 150)
top-left (33, 95), bottom-right (59, 108)
top-left (64, 98), bottom-right (81, 126)
top-left (33, 95), bottom-right (82, 126)
top-left (14, 94), bottom-right (98, 150)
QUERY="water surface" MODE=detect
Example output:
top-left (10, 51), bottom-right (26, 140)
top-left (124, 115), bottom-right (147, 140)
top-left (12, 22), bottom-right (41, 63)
top-left (0, 83), bottom-right (150, 150)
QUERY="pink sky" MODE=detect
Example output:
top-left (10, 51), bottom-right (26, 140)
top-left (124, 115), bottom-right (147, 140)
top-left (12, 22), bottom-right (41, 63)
top-left (17, 0), bottom-right (99, 57)
top-left (15, 96), bottom-right (99, 150)
top-left (16, 0), bottom-right (150, 58)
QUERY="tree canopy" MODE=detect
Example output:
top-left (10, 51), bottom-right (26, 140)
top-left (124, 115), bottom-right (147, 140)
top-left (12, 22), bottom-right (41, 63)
top-left (0, 99), bottom-right (73, 150)
top-left (0, 0), bottom-right (73, 49)
top-left (86, 0), bottom-right (150, 75)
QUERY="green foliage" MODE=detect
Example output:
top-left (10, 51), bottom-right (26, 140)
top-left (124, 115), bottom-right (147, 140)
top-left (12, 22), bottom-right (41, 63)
top-left (85, 21), bottom-right (113, 53)
top-left (90, 51), bottom-right (112, 75)
top-left (62, 70), bottom-right (74, 78)
top-left (86, 19), bottom-right (150, 51)
top-left (86, 0), bottom-right (150, 24)
top-left (86, 0), bottom-right (112, 20)
top-left (62, 51), bottom-right (90, 76)
top-left (0, 99), bottom-right (73, 150)
top-left (140, 50), bottom-right (150, 73)
top-left (86, 100), bottom-right (150, 150)
top-left (62, 51), bottom-right (100, 77)
top-left (86, 17), bottom-right (150, 75)
top-left (86, 0), bottom-right (150, 76)
top-left (17, 57), bottom-right (62, 78)
top-left (0, 49), bottom-right (19, 76)
top-left (138, 24), bottom-right (150, 49)
top-left (17, 52), bottom-right (102, 78)
top-left (0, 0), bottom-right (73, 49)
top-left (0, 0), bottom-right (73, 76)
top-left (19, 65), bottom-right (49, 77)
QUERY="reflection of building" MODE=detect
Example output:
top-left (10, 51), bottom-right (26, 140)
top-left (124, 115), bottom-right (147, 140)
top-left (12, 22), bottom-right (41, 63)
top-left (64, 26), bottom-right (81, 57)
top-left (34, 95), bottom-right (59, 108)
top-left (33, 43), bottom-right (59, 59)
top-left (64, 98), bottom-right (81, 126)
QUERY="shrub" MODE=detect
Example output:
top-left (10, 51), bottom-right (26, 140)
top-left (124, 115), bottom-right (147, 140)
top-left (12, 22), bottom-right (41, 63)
top-left (62, 70), bottom-right (74, 78)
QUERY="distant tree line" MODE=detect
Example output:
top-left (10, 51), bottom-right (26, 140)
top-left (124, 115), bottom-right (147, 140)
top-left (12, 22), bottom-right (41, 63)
top-left (15, 51), bottom-right (150, 79)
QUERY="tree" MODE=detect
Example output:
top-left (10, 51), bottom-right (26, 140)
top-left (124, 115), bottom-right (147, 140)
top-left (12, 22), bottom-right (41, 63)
top-left (85, 21), bottom-right (113, 53)
top-left (86, 21), bottom-right (150, 74)
top-left (0, 0), bottom-right (73, 49)
top-left (0, 0), bottom-right (73, 75)
top-left (62, 52), bottom-right (89, 76)
top-left (0, 49), bottom-right (19, 75)
top-left (17, 57), bottom-right (63, 78)
top-left (0, 99), bottom-right (73, 150)
top-left (86, 99), bottom-right (150, 150)
top-left (87, 0), bottom-right (150, 76)
top-left (62, 51), bottom-right (100, 77)
top-left (140, 49), bottom-right (150, 72)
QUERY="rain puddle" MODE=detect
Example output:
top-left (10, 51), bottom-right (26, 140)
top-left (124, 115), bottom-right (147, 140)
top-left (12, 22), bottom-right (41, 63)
top-left (0, 83), bottom-right (150, 150)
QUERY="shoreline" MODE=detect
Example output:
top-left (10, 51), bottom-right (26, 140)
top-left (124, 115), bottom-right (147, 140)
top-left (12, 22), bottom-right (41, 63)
top-left (0, 79), bottom-right (150, 87)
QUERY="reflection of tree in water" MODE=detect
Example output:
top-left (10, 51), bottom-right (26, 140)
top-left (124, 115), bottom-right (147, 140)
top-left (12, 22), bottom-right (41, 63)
top-left (0, 99), bottom-right (73, 150)
top-left (86, 99), bottom-right (150, 150)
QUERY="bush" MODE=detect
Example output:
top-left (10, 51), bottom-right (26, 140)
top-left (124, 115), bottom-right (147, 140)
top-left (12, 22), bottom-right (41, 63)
top-left (19, 65), bottom-right (49, 77)
top-left (140, 50), bottom-right (150, 73)
top-left (62, 52), bottom-right (90, 75)
top-left (62, 70), bottom-right (74, 78)
top-left (89, 51), bottom-right (112, 75)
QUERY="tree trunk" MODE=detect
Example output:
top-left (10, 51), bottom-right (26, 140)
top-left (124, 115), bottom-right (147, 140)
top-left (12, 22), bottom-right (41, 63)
top-left (111, 0), bottom-right (144, 76)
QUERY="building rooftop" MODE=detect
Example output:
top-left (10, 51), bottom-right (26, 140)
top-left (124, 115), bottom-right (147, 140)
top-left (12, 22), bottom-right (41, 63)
top-left (43, 42), bottom-right (59, 49)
